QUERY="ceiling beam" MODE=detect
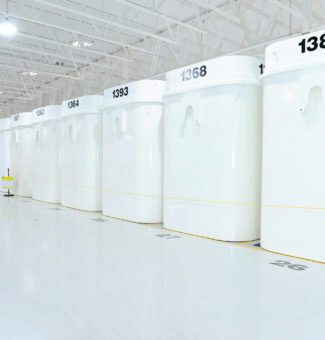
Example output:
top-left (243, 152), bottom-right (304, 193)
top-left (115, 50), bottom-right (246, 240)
top-left (0, 41), bottom-right (113, 71)
top-left (17, 32), bottom-right (132, 62)
top-left (0, 78), bottom-right (55, 89)
top-left (0, 85), bottom-right (29, 93)
top-left (302, 0), bottom-right (312, 33)
top-left (0, 63), bottom-right (80, 80)
top-left (0, 12), bottom-right (154, 54)
top-left (0, 94), bottom-right (33, 101)
top-left (189, 0), bottom-right (241, 23)
top-left (112, 0), bottom-right (207, 33)
top-left (268, 0), bottom-right (306, 21)
top-left (0, 54), bottom-right (75, 72)
top-left (32, 0), bottom-right (176, 44)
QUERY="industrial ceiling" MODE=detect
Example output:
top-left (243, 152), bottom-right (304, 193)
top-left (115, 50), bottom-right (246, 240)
top-left (0, 0), bottom-right (322, 117)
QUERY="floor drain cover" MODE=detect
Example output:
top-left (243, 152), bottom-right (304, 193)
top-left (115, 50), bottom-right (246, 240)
top-left (91, 218), bottom-right (108, 222)
top-left (156, 234), bottom-right (181, 239)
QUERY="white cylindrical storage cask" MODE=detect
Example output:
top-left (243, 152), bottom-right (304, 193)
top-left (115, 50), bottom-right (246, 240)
top-left (164, 56), bottom-right (262, 241)
top-left (101, 80), bottom-right (165, 223)
top-left (31, 105), bottom-right (61, 204)
top-left (10, 112), bottom-right (33, 197)
top-left (60, 95), bottom-right (103, 211)
top-left (261, 29), bottom-right (325, 262)
top-left (0, 118), bottom-right (11, 192)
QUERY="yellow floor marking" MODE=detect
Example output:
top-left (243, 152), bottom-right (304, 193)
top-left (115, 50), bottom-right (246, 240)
top-left (164, 226), bottom-right (325, 265)
top-left (15, 195), bottom-right (325, 266)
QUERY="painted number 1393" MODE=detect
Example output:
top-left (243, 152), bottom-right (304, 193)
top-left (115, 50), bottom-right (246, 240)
top-left (181, 65), bottom-right (207, 81)
top-left (112, 86), bottom-right (128, 99)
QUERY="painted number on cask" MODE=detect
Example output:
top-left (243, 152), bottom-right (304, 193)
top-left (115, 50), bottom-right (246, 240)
top-left (298, 34), bottom-right (325, 53)
top-left (269, 260), bottom-right (308, 271)
top-left (181, 65), bottom-right (207, 81)
top-left (68, 99), bottom-right (79, 109)
top-left (112, 86), bottom-right (128, 98)
top-left (259, 63), bottom-right (265, 75)
top-left (36, 108), bottom-right (44, 116)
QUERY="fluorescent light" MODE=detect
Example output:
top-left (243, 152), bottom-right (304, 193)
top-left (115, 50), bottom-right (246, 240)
top-left (72, 40), bottom-right (92, 48)
top-left (0, 18), bottom-right (16, 36)
top-left (22, 71), bottom-right (37, 76)
top-left (0, 91), bottom-right (3, 94)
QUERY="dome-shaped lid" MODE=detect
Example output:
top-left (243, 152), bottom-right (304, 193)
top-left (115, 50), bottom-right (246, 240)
top-left (32, 105), bottom-right (61, 124)
top-left (165, 55), bottom-right (261, 96)
top-left (10, 112), bottom-right (32, 128)
top-left (264, 29), bottom-right (325, 77)
top-left (61, 95), bottom-right (103, 117)
top-left (102, 80), bottom-right (165, 109)
top-left (0, 117), bottom-right (10, 131)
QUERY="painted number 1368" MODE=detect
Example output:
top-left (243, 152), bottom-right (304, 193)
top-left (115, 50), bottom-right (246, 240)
top-left (181, 65), bottom-right (207, 81)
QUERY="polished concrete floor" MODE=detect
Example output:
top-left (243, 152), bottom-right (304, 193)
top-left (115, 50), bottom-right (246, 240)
top-left (0, 195), bottom-right (324, 340)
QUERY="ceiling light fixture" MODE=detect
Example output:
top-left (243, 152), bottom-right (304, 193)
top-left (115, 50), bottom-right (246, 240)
top-left (72, 40), bottom-right (92, 48)
top-left (0, 17), bottom-right (16, 36)
top-left (72, 41), bottom-right (81, 47)
top-left (22, 71), bottom-right (37, 76)
top-left (0, 1), bottom-right (17, 36)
